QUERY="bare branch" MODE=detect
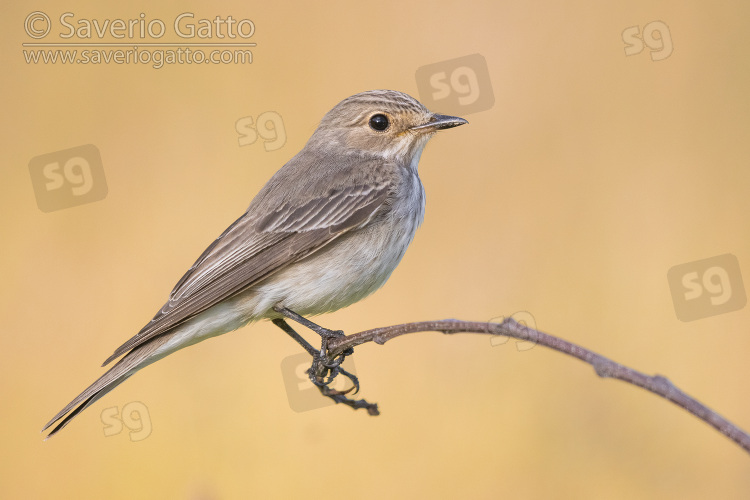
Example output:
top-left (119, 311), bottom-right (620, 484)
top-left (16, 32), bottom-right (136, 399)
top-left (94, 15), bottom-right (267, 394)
top-left (307, 317), bottom-right (750, 455)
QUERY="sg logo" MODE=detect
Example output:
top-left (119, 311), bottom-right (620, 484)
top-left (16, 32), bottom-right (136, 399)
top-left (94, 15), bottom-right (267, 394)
top-left (280, 352), bottom-right (357, 412)
top-left (28, 144), bottom-right (108, 212)
top-left (668, 254), bottom-right (746, 322)
top-left (236, 111), bottom-right (286, 151)
top-left (488, 311), bottom-right (538, 351)
top-left (101, 401), bottom-right (152, 442)
top-left (415, 53), bottom-right (494, 116)
top-left (622, 21), bottom-right (673, 61)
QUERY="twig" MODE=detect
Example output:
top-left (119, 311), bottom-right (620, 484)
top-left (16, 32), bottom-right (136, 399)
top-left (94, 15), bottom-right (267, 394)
top-left (306, 317), bottom-right (750, 456)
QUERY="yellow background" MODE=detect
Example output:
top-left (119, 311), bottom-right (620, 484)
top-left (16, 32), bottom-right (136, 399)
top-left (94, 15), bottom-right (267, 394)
top-left (2, 1), bottom-right (750, 498)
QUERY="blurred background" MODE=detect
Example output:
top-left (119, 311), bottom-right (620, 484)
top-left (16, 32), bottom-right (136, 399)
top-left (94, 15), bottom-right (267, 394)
top-left (2, 1), bottom-right (750, 498)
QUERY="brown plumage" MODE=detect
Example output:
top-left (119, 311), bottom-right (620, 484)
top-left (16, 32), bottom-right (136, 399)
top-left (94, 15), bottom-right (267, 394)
top-left (42, 90), bottom-right (467, 438)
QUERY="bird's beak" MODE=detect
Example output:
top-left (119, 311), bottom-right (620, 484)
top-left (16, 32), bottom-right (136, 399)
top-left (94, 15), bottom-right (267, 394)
top-left (410, 113), bottom-right (468, 132)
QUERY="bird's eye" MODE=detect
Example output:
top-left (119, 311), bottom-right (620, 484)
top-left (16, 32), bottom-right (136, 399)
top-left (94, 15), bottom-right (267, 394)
top-left (369, 113), bottom-right (390, 131)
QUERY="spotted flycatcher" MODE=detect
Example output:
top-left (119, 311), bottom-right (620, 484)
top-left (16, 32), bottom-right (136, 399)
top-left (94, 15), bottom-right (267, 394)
top-left (43, 89), bottom-right (467, 438)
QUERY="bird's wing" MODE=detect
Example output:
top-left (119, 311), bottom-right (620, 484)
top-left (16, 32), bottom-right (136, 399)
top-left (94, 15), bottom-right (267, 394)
top-left (102, 179), bottom-right (390, 366)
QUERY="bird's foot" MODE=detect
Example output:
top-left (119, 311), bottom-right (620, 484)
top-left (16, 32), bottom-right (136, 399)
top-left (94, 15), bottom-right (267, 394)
top-left (272, 308), bottom-right (376, 413)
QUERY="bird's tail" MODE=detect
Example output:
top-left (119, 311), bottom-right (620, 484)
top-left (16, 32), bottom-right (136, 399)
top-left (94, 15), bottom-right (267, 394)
top-left (42, 334), bottom-right (170, 439)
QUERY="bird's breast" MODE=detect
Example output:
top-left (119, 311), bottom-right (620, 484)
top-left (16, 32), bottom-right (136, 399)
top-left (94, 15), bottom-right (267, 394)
top-left (246, 171), bottom-right (425, 318)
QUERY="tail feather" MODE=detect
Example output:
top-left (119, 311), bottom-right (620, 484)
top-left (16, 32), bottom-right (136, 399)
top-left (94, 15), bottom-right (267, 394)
top-left (42, 334), bottom-right (171, 439)
top-left (42, 377), bottom-right (132, 439)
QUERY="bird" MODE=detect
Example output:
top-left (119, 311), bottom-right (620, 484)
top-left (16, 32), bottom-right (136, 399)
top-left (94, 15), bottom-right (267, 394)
top-left (42, 89), bottom-right (467, 438)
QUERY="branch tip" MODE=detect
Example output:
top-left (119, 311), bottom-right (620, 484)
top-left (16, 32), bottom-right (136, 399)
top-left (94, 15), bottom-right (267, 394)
top-left (299, 317), bottom-right (750, 455)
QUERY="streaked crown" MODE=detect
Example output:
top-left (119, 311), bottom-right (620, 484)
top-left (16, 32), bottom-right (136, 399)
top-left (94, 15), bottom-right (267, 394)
top-left (307, 90), bottom-right (438, 163)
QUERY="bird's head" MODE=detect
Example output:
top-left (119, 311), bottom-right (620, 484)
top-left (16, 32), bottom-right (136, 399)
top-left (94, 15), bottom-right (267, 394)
top-left (308, 89), bottom-right (467, 168)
